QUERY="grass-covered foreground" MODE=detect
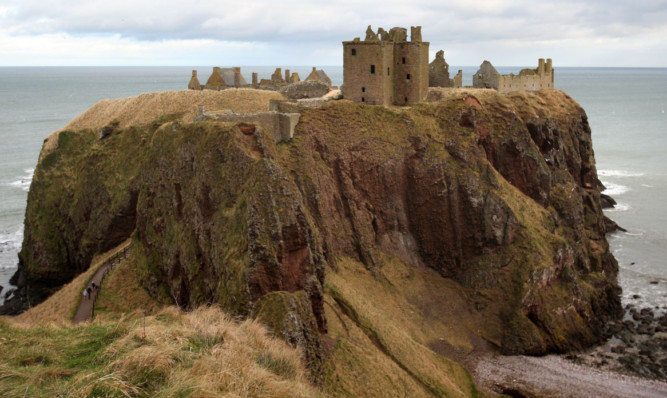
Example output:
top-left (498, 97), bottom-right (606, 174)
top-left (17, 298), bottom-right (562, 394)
top-left (0, 307), bottom-right (318, 397)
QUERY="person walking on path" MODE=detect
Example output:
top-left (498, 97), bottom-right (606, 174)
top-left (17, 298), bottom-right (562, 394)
top-left (83, 289), bottom-right (88, 301)
top-left (86, 287), bottom-right (92, 300)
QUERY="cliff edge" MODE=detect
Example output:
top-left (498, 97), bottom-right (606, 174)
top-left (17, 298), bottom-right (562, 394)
top-left (2, 88), bottom-right (622, 395)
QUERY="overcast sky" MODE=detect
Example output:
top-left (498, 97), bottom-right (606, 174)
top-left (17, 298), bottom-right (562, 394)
top-left (1, 0), bottom-right (665, 67)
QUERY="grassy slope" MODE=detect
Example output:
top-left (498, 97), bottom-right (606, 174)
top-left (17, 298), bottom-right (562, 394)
top-left (0, 308), bottom-right (318, 397)
top-left (322, 256), bottom-right (479, 398)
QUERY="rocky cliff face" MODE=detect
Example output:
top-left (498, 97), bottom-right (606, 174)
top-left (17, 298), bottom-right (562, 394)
top-left (3, 89), bottom-right (621, 371)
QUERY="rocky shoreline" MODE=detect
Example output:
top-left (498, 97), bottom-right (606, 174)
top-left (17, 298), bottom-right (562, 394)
top-left (566, 302), bottom-right (667, 381)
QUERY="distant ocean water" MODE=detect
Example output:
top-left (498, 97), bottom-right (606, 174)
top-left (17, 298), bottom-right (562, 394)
top-left (0, 66), bottom-right (665, 311)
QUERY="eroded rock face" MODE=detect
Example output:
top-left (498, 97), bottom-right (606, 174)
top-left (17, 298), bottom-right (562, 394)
top-left (253, 291), bottom-right (325, 384)
top-left (133, 123), bottom-right (327, 333)
top-left (288, 90), bottom-right (621, 354)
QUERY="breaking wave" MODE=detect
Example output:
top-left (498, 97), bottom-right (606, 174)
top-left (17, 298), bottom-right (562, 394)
top-left (600, 181), bottom-right (629, 196)
top-left (605, 203), bottom-right (630, 212)
top-left (598, 169), bottom-right (645, 178)
top-left (0, 226), bottom-right (23, 269)
top-left (3, 168), bottom-right (34, 192)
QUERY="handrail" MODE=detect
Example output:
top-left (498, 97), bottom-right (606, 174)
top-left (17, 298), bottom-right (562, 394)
top-left (73, 243), bottom-right (132, 324)
top-left (89, 245), bottom-right (131, 320)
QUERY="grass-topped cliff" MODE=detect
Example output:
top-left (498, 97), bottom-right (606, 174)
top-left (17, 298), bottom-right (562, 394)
top-left (1, 88), bottom-right (622, 396)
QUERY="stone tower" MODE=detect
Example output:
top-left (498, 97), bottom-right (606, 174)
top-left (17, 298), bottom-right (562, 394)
top-left (342, 25), bottom-right (429, 105)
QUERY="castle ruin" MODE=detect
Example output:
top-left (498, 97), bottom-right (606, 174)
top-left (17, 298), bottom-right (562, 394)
top-left (473, 59), bottom-right (554, 93)
top-left (342, 26), bottom-right (429, 105)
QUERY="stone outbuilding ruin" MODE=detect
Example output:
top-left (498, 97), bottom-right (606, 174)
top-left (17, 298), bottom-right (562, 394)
top-left (343, 25), bottom-right (429, 105)
top-left (203, 67), bottom-right (248, 90)
top-left (304, 67), bottom-right (332, 89)
top-left (429, 50), bottom-right (462, 88)
top-left (473, 59), bottom-right (554, 93)
top-left (472, 61), bottom-right (501, 90)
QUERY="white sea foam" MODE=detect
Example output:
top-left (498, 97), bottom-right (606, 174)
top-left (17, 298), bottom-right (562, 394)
top-left (598, 169), bottom-right (645, 178)
top-left (600, 181), bottom-right (628, 196)
top-left (3, 168), bottom-right (34, 192)
top-left (0, 226), bottom-right (23, 268)
top-left (605, 203), bottom-right (630, 212)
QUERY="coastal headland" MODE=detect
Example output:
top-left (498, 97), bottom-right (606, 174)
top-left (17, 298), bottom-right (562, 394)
top-left (1, 82), bottom-right (657, 396)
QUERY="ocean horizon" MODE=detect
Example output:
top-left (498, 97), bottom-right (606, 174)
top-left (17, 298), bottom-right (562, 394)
top-left (1, 66), bottom-right (665, 312)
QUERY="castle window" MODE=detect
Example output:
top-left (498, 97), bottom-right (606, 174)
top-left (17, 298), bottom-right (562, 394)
top-left (387, 67), bottom-right (390, 76)
top-left (361, 97), bottom-right (365, 102)
top-left (370, 65), bottom-right (375, 74)
top-left (351, 48), bottom-right (356, 56)
top-left (362, 87), bottom-right (365, 92)
top-left (402, 57), bottom-right (406, 64)
top-left (405, 97), bottom-right (408, 103)
top-left (407, 74), bottom-right (411, 80)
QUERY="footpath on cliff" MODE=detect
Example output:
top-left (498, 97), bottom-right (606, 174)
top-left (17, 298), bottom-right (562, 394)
top-left (72, 242), bottom-right (131, 324)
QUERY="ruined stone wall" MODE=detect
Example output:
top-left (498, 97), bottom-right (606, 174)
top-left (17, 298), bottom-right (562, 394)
top-left (474, 59), bottom-right (554, 94)
top-left (497, 59), bottom-right (554, 94)
top-left (429, 50), bottom-right (452, 88)
top-left (343, 41), bottom-right (393, 105)
top-left (473, 61), bottom-right (500, 90)
top-left (198, 111), bottom-right (300, 143)
top-left (498, 72), bottom-right (553, 93)
top-left (453, 70), bottom-right (462, 88)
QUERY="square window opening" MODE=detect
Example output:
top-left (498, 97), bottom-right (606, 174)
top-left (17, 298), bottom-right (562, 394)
top-left (370, 65), bottom-right (375, 74)
top-left (407, 74), bottom-right (411, 80)
top-left (351, 49), bottom-right (356, 56)
top-left (361, 97), bottom-right (365, 102)
top-left (362, 87), bottom-right (365, 92)
top-left (402, 57), bottom-right (406, 64)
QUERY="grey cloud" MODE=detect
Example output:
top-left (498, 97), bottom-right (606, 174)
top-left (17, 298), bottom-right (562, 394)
top-left (2, 0), bottom-right (666, 46)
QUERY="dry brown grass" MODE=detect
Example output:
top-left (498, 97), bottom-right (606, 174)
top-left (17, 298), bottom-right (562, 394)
top-left (101, 307), bottom-right (317, 397)
top-left (13, 239), bottom-right (132, 325)
top-left (0, 306), bottom-right (319, 397)
top-left (41, 89), bottom-right (286, 158)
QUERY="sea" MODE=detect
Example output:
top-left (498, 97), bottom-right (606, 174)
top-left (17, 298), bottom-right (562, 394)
top-left (0, 66), bottom-right (665, 311)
